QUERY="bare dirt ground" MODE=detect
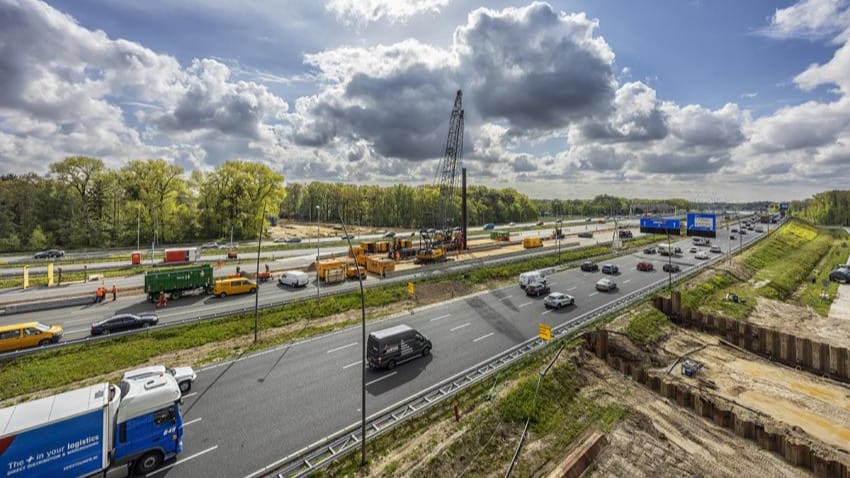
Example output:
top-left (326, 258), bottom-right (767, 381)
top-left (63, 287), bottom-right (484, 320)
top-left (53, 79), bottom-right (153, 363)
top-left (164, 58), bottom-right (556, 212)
top-left (581, 355), bottom-right (809, 478)
top-left (269, 222), bottom-right (395, 239)
top-left (659, 327), bottom-right (850, 454)
top-left (748, 296), bottom-right (850, 348)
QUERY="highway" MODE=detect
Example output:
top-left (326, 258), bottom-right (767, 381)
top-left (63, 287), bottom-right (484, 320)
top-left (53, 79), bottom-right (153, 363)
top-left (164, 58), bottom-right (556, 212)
top-left (0, 219), bottom-right (636, 277)
top-left (0, 221), bottom-right (636, 306)
top-left (0, 227), bottom-right (643, 341)
top-left (130, 228), bottom-right (763, 478)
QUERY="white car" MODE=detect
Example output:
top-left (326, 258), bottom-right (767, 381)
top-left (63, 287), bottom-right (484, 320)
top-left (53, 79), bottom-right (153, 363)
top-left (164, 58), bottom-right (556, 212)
top-left (595, 278), bottom-right (617, 292)
top-left (689, 247), bottom-right (697, 253)
top-left (124, 365), bottom-right (197, 393)
top-left (278, 270), bottom-right (310, 287)
top-left (709, 245), bottom-right (722, 253)
top-left (543, 292), bottom-right (575, 309)
top-left (695, 251), bottom-right (709, 260)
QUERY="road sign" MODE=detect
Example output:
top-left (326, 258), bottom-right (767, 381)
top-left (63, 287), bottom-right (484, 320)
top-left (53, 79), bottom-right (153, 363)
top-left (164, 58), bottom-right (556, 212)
top-left (538, 323), bottom-right (551, 341)
top-left (686, 213), bottom-right (717, 238)
top-left (47, 263), bottom-right (54, 287)
top-left (639, 217), bottom-right (681, 235)
top-left (407, 282), bottom-right (415, 296)
top-left (22, 265), bottom-right (29, 290)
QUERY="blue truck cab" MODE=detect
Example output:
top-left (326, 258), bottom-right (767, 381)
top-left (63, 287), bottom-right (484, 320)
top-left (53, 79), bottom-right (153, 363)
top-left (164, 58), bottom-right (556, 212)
top-left (0, 373), bottom-right (183, 477)
top-left (113, 374), bottom-right (184, 474)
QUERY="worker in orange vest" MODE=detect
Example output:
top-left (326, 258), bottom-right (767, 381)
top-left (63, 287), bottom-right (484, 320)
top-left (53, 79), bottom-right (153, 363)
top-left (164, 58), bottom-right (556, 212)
top-left (111, 285), bottom-right (118, 301)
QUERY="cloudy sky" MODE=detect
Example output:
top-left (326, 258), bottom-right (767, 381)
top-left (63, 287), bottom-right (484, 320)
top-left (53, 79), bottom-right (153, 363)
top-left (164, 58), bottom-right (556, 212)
top-left (1, 0), bottom-right (849, 201)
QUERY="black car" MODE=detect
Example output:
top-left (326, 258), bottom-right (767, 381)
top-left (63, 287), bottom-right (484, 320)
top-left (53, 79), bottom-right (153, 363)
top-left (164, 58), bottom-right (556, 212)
top-left (525, 281), bottom-right (551, 297)
top-left (91, 313), bottom-right (158, 335)
top-left (830, 268), bottom-right (850, 283)
top-left (34, 249), bottom-right (64, 259)
top-left (581, 260), bottom-right (599, 272)
top-left (340, 234), bottom-right (355, 240)
top-left (662, 263), bottom-right (681, 273)
top-left (740, 230), bottom-right (748, 235)
top-left (643, 247), bottom-right (656, 254)
top-left (383, 231), bottom-right (396, 238)
top-left (577, 232), bottom-right (593, 239)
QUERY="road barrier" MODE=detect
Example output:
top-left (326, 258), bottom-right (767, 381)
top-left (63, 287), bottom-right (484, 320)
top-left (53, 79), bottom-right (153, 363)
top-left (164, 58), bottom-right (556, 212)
top-left (262, 226), bottom-right (776, 477)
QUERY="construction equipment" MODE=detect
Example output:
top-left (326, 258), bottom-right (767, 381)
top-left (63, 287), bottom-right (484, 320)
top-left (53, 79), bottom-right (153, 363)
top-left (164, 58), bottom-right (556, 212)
top-left (416, 90), bottom-right (464, 264)
top-left (491, 231), bottom-right (510, 241)
top-left (550, 227), bottom-right (565, 240)
top-left (522, 237), bottom-right (543, 249)
top-left (681, 359), bottom-right (703, 377)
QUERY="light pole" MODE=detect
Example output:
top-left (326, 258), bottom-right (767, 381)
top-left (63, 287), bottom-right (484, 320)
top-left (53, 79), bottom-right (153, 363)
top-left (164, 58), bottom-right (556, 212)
top-left (666, 231), bottom-right (673, 294)
top-left (556, 219), bottom-right (562, 264)
top-left (316, 205), bottom-right (321, 299)
top-left (337, 209), bottom-right (367, 468)
top-left (254, 205), bottom-right (264, 343)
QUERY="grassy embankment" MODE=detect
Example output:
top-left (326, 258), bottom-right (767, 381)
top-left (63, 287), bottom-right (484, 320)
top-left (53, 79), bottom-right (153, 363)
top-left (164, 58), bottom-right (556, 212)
top-left (624, 308), bottom-right (671, 345)
top-left (0, 235), bottom-right (661, 401)
top-left (680, 220), bottom-right (845, 320)
top-left (325, 341), bottom-right (625, 477)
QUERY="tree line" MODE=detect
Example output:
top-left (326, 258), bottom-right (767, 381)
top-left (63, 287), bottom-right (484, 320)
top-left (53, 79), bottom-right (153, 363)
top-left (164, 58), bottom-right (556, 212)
top-left (0, 157), bottom-right (285, 252)
top-left (0, 155), bottom-right (708, 253)
top-left (792, 190), bottom-right (850, 226)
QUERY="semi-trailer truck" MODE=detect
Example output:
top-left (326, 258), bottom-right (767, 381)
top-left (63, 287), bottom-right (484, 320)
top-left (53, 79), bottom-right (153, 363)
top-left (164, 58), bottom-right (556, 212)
top-left (144, 264), bottom-right (214, 302)
top-left (0, 373), bottom-right (184, 477)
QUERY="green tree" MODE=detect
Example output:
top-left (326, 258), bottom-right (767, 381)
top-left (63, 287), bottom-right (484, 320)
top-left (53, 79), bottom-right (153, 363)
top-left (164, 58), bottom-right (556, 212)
top-left (48, 156), bottom-right (104, 246)
top-left (28, 226), bottom-right (48, 250)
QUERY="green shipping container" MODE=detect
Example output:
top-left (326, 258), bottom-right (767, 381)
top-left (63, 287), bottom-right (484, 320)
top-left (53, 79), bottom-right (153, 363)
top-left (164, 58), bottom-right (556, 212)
top-left (144, 264), bottom-right (214, 302)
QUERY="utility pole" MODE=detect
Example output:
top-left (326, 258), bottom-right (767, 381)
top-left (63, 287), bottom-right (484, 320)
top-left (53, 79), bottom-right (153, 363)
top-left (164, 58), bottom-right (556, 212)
top-left (557, 218), bottom-right (562, 264)
top-left (136, 205), bottom-right (141, 252)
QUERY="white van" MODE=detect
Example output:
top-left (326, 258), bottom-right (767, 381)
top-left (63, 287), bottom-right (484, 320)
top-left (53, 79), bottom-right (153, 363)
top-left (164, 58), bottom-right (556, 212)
top-left (278, 270), bottom-right (310, 288)
top-left (519, 270), bottom-right (547, 289)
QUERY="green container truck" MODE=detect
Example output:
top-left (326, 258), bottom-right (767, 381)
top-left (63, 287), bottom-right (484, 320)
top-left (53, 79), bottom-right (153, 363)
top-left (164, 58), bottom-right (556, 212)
top-left (144, 264), bottom-right (214, 302)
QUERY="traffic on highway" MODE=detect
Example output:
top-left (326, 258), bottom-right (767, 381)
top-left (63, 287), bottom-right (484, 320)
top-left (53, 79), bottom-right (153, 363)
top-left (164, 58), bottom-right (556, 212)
top-left (106, 224), bottom-right (766, 478)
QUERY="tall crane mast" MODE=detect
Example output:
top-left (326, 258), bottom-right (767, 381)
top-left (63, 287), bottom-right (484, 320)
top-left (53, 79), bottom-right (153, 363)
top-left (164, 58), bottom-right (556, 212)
top-left (435, 90), bottom-right (464, 232)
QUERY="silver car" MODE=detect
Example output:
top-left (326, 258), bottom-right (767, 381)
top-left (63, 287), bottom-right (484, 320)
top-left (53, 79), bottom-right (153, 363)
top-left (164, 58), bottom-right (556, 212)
top-left (595, 278), bottom-right (617, 292)
top-left (543, 292), bottom-right (575, 309)
top-left (123, 364), bottom-right (197, 393)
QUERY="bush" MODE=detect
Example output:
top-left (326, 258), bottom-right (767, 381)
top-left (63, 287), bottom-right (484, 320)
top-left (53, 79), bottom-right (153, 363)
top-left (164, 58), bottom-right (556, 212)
top-left (624, 309), bottom-right (670, 345)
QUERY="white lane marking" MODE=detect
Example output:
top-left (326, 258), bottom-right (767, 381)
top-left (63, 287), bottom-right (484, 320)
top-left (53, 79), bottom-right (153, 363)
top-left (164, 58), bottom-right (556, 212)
top-left (429, 313), bottom-right (451, 322)
top-left (473, 332), bottom-right (494, 343)
top-left (499, 295), bottom-right (513, 301)
top-left (623, 279), bottom-right (632, 284)
top-left (181, 392), bottom-right (197, 399)
top-left (450, 322), bottom-right (470, 332)
top-left (589, 292), bottom-right (599, 297)
top-left (66, 328), bottom-right (90, 335)
top-left (542, 309), bottom-right (552, 315)
top-left (326, 342), bottom-right (357, 354)
top-left (183, 417), bottom-right (203, 427)
top-left (343, 360), bottom-right (362, 369)
top-left (366, 371), bottom-right (397, 387)
top-left (548, 282), bottom-right (558, 287)
top-left (147, 445), bottom-right (219, 477)
top-left (567, 286), bottom-right (577, 291)
top-left (518, 301), bottom-right (533, 308)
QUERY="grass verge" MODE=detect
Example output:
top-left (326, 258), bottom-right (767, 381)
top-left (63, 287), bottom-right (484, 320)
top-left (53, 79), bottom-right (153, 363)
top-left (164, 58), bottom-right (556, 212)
top-left (680, 220), bottom-right (841, 320)
top-left (624, 309), bottom-right (671, 345)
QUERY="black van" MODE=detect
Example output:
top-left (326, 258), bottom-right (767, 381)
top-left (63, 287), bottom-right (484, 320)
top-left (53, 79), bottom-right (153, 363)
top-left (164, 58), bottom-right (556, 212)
top-left (367, 324), bottom-right (431, 370)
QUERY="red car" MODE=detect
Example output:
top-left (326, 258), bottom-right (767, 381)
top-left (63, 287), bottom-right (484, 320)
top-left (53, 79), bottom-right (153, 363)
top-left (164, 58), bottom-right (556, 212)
top-left (636, 261), bottom-right (654, 272)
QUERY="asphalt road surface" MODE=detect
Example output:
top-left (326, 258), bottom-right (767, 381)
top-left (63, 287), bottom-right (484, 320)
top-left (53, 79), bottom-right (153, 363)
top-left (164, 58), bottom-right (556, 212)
top-left (0, 227), bottom-right (643, 340)
top-left (138, 228), bottom-right (764, 478)
top-left (0, 220), bottom-right (638, 277)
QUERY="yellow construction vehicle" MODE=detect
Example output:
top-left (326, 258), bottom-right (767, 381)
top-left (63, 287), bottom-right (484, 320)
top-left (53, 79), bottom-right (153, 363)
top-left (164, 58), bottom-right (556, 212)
top-left (415, 247), bottom-right (446, 264)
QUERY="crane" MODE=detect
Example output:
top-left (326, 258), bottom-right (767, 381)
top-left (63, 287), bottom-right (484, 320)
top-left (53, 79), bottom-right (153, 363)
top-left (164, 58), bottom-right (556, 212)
top-left (416, 90), bottom-right (465, 264)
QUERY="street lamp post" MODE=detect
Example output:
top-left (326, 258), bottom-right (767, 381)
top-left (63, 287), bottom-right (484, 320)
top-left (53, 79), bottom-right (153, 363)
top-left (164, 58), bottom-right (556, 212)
top-left (337, 210), bottom-right (367, 468)
top-left (666, 231), bottom-right (673, 294)
top-left (254, 206), bottom-right (264, 343)
top-left (557, 219), bottom-right (562, 264)
top-left (316, 205), bottom-right (321, 299)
